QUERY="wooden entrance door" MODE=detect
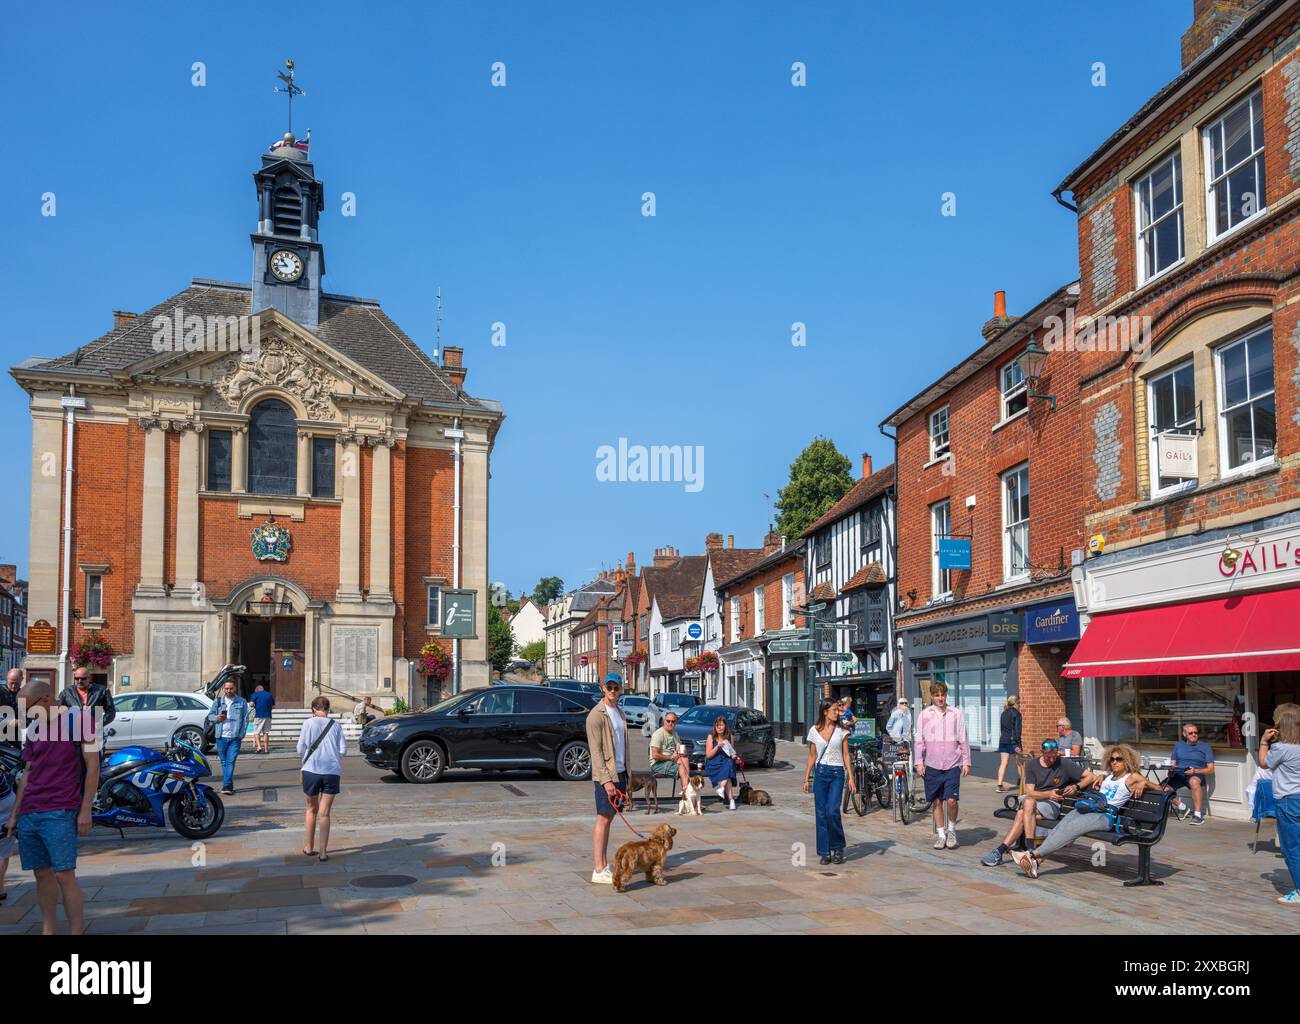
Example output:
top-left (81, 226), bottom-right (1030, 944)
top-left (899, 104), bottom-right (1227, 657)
top-left (271, 617), bottom-right (305, 707)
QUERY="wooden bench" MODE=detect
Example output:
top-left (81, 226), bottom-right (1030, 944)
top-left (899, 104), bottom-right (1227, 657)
top-left (993, 789), bottom-right (1175, 887)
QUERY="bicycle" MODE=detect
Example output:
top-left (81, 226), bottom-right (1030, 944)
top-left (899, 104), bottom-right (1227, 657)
top-left (841, 737), bottom-right (893, 816)
top-left (888, 740), bottom-right (933, 824)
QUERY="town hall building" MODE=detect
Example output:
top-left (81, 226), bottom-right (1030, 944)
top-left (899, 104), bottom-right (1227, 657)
top-left (12, 127), bottom-right (503, 705)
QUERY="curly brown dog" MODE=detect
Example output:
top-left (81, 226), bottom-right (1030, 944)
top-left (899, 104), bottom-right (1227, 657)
top-left (738, 782), bottom-right (772, 806)
top-left (611, 824), bottom-right (676, 893)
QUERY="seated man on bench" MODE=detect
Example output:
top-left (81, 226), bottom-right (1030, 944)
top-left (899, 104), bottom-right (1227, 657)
top-left (981, 738), bottom-right (1095, 867)
top-left (1013, 744), bottom-right (1151, 878)
top-left (649, 712), bottom-right (690, 797)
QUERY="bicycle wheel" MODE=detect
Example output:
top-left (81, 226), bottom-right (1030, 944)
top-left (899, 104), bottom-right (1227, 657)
top-left (875, 768), bottom-right (892, 810)
top-left (851, 763), bottom-right (869, 816)
top-left (895, 770), bottom-right (910, 824)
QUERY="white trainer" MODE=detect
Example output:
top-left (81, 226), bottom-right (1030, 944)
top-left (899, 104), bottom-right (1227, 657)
top-left (591, 866), bottom-right (613, 884)
top-left (933, 831), bottom-right (947, 849)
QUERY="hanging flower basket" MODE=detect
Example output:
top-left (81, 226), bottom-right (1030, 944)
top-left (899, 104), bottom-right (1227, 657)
top-left (70, 631), bottom-right (114, 670)
top-left (624, 648), bottom-right (647, 668)
top-left (698, 651), bottom-right (720, 673)
top-left (417, 640), bottom-right (452, 681)
top-left (685, 656), bottom-right (701, 673)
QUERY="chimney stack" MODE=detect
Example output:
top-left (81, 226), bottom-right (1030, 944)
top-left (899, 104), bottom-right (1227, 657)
top-left (1182, 0), bottom-right (1260, 69)
top-left (627, 551), bottom-right (636, 573)
top-left (112, 310), bottom-right (137, 331)
top-left (763, 529), bottom-right (782, 555)
top-left (0, 565), bottom-right (14, 591)
top-left (705, 532), bottom-right (724, 551)
top-left (862, 452), bottom-right (873, 478)
top-left (726, 535), bottom-right (734, 548)
top-left (442, 346), bottom-right (466, 391)
top-left (982, 289), bottom-right (1011, 341)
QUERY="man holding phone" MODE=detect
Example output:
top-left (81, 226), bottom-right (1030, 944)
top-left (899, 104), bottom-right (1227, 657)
top-left (981, 739), bottom-right (1096, 867)
top-left (207, 679), bottom-right (250, 795)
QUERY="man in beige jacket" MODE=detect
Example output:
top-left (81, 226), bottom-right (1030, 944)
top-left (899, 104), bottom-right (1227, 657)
top-left (585, 673), bottom-right (629, 884)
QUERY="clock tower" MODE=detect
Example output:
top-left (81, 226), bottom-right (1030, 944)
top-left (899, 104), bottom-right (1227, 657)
top-left (251, 132), bottom-right (326, 328)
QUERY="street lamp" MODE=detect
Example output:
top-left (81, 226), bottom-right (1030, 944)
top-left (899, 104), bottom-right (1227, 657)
top-left (1020, 337), bottom-right (1055, 411)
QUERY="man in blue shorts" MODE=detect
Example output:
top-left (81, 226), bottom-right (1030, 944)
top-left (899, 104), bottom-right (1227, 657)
top-left (5, 678), bottom-right (100, 935)
top-left (585, 673), bottom-right (629, 885)
top-left (1164, 723), bottom-right (1215, 824)
top-left (249, 683), bottom-right (276, 754)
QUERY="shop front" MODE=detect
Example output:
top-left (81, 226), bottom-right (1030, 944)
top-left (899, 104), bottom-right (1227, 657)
top-left (899, 613), bottom-right (1015, 777)
top-left (717, 639), bottom-right (763, 711)
top-left (827, 673), bottom-right (895, 740)
top-left (1068, 512), bottom-right (1300, 820)
top-left (766, 653), bottom-right (809, 742)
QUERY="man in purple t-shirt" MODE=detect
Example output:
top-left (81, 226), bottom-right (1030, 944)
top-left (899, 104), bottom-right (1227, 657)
top-left (4, 679), bottom-right (100, 935)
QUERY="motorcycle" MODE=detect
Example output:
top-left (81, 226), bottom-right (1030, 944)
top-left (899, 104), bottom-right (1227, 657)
top-left (93, 738), bottom-right (225, 840)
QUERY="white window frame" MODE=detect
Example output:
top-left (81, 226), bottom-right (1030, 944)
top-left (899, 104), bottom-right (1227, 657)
top-left (670, 626), bottom-right (680, 651)
top-left (999, 360), bottom-right (1028, 421)
top-left (929, 406), bottom-right (950, 460)
top-left (781, 574), bottom-right (794, 628)
top-left (754, 586), bottom-right (765, 636)
top-left (85, 574), bottom-right (103, 621)
top-left (729, 596), bottom-right (740, 640)
top-left (653, 632), bottom-right (662, 655)
top-left (1215, 324), bottom-right (1276, 478)
top-left (1134, 150), bottom-right (1185, 283)
top-left (1002, 463), bottom-right (1030, 582)
top-left (1146, 359), bottom-right (1198, 497)
top-left (1203, 87), bottom-right (1266, 243)
top-left (426, 585), bottom-right (441, 628)
top-left (931, 500), bottom-right (952, 598)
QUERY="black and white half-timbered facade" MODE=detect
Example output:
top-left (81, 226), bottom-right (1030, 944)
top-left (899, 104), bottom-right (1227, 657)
top-left (801, 457), bottom-right (897, 737)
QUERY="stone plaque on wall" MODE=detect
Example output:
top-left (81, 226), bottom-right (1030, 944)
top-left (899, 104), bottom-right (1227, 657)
top-left (149, 622), bottom-right (202, 690)
top-left (332, 625), bottom-right (379, 693)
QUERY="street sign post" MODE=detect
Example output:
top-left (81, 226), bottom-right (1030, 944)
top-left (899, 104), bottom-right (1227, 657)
top-left (812, 652), bottom-right (856, 664)
top-left (768, 638), bottom-right (813, 654)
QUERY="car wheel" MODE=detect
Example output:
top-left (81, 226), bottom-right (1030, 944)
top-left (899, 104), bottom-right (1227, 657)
top-left (400, 740), bottom-right (445, 784)
top-left (761, 740), bottom-right (776, 769)
top-left (173, 725), bottom-right (205, 750)
top-left (556, 740), bottom-right (591, 781)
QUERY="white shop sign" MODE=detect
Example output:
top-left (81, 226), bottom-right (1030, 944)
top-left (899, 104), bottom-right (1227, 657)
top-left (1076, 520), bottom-right (1300, 613)
top-left (1156, 432), bottom-right (1197, 480)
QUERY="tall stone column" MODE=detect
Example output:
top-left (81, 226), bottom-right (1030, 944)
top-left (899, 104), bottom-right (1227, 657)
top-left (368, 440), bottom-right (392, 598)
top-left (460, 439), bottom-right (490, 689)
top-left (175, 425), bottom-right (201, 591)
top-left (336, 434), bottom-right (362, 601)
top-left (296, 431), bottom-right (311, 497)
top-left (28, 410), bottom-right (63, 627)
top-left (231, 426), bottom-right (248, 493)
top-left (137, 420), bottom-right (167, 595)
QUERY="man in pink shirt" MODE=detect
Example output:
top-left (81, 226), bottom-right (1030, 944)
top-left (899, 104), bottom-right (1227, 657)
top-left (914, 680), bottom-right (970, 850)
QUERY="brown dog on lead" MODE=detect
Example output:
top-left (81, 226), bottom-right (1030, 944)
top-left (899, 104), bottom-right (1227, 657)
top-left (611, 824), bottom-right (677, 893)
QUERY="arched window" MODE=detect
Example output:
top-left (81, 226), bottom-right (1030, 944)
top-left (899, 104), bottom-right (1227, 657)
top-left (248, 399), bottom-right (297, 495)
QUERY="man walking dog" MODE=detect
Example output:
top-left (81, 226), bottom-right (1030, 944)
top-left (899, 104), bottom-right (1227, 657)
top-left (586, 673), bottom-right (629, 885)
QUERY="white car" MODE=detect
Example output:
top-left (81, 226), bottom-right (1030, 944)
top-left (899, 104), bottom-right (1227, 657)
top-left (105, 691), bottom-right (214, 752)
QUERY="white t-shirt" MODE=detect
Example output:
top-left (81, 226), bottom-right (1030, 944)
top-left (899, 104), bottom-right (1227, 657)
top-left (807, 725), bottom-right (848, 768)
top-left (219, 696), bottom-right (239, 739)
top-left (608, 705), bottom-right (627, 774)
top-left (297, 715), bottom-right (347, 776)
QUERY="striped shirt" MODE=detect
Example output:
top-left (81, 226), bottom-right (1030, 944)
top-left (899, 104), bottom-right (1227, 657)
top-left (914, 705), bottom-right (970, 771)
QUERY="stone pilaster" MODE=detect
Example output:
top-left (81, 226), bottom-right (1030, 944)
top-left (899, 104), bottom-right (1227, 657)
top-left (231, 425), bottom-right (248, 493)
top-left (175, 424), bottom-right (201, 590)
top-left (137, 418), bottom-right (168, 595)
top-left (27, 411), bottom-right (63, 626)
top-left (296, 431), bottom-right (311, 497)
top-left (336, 434), bottom-right (362, 601)
top-left (368, 439), bottom-right (392, 597)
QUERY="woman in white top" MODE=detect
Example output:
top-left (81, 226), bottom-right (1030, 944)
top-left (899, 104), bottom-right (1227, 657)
top-left (297, 696), bottom-right (348, 862)
top-left (803, 699), bottom-right (856, 865)
top-left (1013, 743), bottom-right (1149, 879)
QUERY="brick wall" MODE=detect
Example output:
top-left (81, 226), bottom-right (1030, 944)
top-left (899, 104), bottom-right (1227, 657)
top-left (401, 445), bottom-right (456, 658)
top-left (719, 553), bottom-right (804, 644)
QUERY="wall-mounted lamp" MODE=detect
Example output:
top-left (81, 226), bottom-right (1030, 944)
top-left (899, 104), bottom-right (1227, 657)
top-left (1020, 337), bottom-right (1056, 411)
top-left (1220, 534), bottom-right (1259, 569)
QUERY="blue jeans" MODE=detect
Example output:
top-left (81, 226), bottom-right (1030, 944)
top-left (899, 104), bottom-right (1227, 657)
top-left (1276, 793), bottom-right (1300, 893)
top-left (215, 737), bottom-right (242, 789)
top-left (813, 764), bottom-right (846, 857)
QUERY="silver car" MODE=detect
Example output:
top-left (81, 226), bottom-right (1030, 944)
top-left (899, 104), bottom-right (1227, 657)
top-left (618, 694), bottom-right (661, 730)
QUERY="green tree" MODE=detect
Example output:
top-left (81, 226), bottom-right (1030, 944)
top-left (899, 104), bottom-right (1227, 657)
top-left (774, 437), bottom-right (855, 541)
top-left (519, 639), bottom-right (546, 664)
top-left (531, 576), bottom-right (564, 605)
top-left (487, 604), bottom-right (517, 676)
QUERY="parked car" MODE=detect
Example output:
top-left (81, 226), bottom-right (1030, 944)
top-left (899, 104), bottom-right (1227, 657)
top-left (507, 658), bottom-right (535, 672)
top-left (105, 691), bottom-right (215, 753)
top-left (542, 678), bottom-right (603, 703)
top-left (618, 694), bottom-right (661, 729)
top-left (653, 691), bottom-right (701, 713)
top-left (672, 705), bottom-right (776, 770)
top-left (358, 685), bottom-right (595, 784)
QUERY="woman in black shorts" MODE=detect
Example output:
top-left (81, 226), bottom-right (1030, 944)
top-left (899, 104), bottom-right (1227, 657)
top-left (297, 696), bottom-right (347, 862)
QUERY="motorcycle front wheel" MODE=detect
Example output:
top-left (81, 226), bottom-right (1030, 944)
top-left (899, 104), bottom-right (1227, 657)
top-left (168, 790), bottom-right (225, 839)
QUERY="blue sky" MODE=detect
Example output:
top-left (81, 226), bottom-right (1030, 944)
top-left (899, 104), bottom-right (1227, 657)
top-left (0, 0), bottom-right (1190, 594)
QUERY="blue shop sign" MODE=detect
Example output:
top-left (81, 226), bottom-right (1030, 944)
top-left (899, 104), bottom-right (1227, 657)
top-left (1025, 599), bottom-right (1080, 645)
top-left (938, 537), bottom-right (971, 570)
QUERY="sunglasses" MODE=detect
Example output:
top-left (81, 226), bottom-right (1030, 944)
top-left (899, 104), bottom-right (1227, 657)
top-left (1109, 756), bottom-right (1125, 763)
top-left (1041, 741), bottom-right (1059, 751)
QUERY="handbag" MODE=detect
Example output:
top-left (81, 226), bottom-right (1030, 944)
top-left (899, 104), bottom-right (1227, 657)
top-left (300, 718), bottom-right (338, 770)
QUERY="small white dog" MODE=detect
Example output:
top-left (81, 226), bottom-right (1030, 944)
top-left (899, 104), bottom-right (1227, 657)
top-left (677, 775), bottom-right (705, 816)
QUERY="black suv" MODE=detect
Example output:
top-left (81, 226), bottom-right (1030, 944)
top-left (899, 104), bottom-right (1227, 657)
top-left (358, 685), bottom-right (594, 784)
top-left (541, 678), bottom-right (603, 703)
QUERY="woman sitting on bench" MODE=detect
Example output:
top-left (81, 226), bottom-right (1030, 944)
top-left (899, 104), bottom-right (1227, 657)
top-left (1013, 744), bottom-right (1151, 880)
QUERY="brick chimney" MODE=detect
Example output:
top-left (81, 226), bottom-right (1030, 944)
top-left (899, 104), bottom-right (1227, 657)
top-left (1182, 0), bottom-right (1261, 69)
top-left (653, 546), bottom-right (678, 568)
top-left (726, 535), bottom-right (734, 548)
top-left (442, 346), bottom-right (466, 391)
top-left (705, 532), bottom-right (724, 551)
top-left (763, 529), bottom-right (782, 555)
top-left (981, 290), bottom-right (1010, 341)
top-left (627, 551), bottom-right (636, 574)
top-left (112, 310), bottom-right (137, 331)
top-left (861, 452), bottom-right (873, 478)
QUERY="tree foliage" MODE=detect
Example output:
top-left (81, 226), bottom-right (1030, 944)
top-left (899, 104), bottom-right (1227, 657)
top-left (531, 576), bottom-right (564, 605)
top-left (519, 639), bottom-right (546, 664)
top-left (487, 604), bottom-right (517, 675)
top-left (774, 437), bottom-right (855, 541)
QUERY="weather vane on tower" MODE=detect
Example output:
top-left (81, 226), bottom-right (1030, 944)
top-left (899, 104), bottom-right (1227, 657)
top-left (270, 60), bottom-right (311, 155)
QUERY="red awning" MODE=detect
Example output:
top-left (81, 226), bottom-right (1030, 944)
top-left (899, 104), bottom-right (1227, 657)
top-left (1062, 588), bottom-right (1300, 678)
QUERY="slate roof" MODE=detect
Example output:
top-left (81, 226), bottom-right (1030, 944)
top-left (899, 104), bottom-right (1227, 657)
top-left (21, 280), bottom-right (493, 411)
top-left (801, 465), bottom-right (896, 538)
top-left (715, 539), bottom-right (807, 592)
top-left (573, 591), bottom-right (622, 634)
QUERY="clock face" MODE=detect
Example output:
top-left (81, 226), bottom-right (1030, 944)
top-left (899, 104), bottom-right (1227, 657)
top-left (269, 249), bottom-right (304, 282)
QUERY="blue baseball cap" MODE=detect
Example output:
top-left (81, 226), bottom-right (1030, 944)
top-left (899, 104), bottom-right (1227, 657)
top-left (603, 673), bottom-right (623, 688)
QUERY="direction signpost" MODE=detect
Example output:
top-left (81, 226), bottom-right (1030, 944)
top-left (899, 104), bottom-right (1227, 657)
top-left (768, 638), bottom-right (813, 654)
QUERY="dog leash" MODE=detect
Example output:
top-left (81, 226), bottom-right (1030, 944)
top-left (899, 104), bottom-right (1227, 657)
top-left (607, 786), bottom-right (645, 839)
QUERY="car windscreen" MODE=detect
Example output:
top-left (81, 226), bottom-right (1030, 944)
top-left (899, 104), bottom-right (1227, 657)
top-left (427, 693), bottom-right (471, 714)
top-left (621, 697), bottom-right (650, 706)
top-left (676, 707), bottom-right (731, 726)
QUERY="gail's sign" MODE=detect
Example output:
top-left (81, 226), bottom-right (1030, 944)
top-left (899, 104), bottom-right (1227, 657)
top-left (1156, 433), bottom-right (1197, 480)
top-left (1219, 537), bottom-right (1300, 579)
